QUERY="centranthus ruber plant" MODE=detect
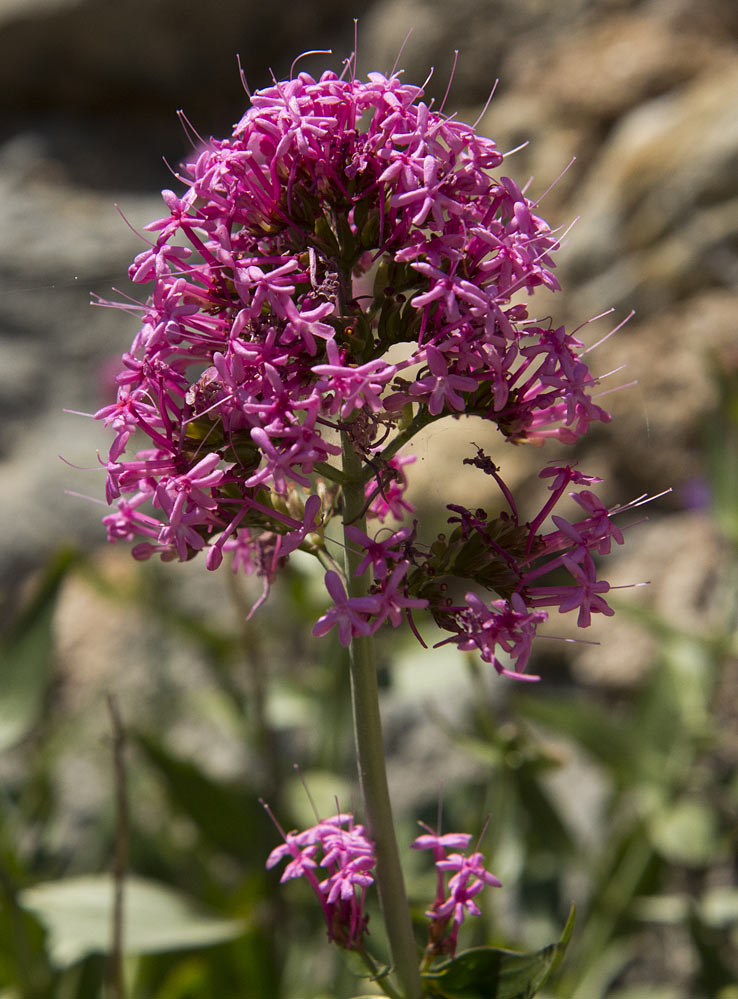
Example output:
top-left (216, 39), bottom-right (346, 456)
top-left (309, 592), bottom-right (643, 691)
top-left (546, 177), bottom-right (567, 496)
top-left (92, 48), bottom-right (634, 998)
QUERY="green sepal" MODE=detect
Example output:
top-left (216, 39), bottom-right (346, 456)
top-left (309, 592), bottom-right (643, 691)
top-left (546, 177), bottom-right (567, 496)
top-left (422, 904), bottom-right (575, 999)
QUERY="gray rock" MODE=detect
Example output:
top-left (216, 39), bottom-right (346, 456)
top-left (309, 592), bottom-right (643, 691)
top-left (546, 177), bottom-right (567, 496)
top-left (558, 61), bottom-right (738, 316)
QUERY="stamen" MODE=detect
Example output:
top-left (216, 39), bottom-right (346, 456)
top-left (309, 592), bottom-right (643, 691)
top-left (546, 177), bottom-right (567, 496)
top-left (63, 490), bottom-right (108, 504)
top-left (501, 139), bottom-right (530, 158)
top-left (532, 156), bottom-right (577, 206)
top-left (176, 109), bottom-right (206, 149)
top-left (438, 50), bottom-right (459, 115)
top-left (582, 310), bottom-right (636, 355)
top-left (471, 79), bottom-right (499, 129)
top-left (290, 49), bottom-right (333, 80)
top-left (113, 204), bottom-right (154, 247)
top-left (294, 764), bottom-right (322, 824)
top-left (259, 798), bottom-right (289, 840)
top-left (390, 27), bottom-right (413, 78)
top-left (236, 53), bottom-right (251, 98)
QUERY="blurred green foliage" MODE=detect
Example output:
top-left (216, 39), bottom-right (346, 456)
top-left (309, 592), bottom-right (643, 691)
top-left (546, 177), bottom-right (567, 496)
top-left (1, 362), bottom-right (737, 998)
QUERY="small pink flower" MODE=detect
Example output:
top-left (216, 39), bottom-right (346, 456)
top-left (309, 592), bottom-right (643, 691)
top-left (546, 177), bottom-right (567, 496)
top-left (413, 823), bottom-right (501, 958)
top-left (264, 808), bottom-right (376, 949)
top-left (312, 571), bottom-right (383, 647)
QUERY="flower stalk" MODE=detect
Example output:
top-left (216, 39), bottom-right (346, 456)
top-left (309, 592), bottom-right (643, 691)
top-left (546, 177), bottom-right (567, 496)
top-left (341, 429), bottom-right (422, 999)
top-left (87, 52), bottom-right (645, 993)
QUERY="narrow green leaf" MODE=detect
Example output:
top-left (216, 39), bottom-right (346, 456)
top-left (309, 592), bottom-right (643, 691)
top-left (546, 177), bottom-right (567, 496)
top-left (19, 874), bottom-right (243, 969)
top-left (0, 549), bottom-right (76, 751)
top-left (134, 731), bottom-right (263, 859)
top-left (511, 694), bottom-right (638, 777)
top-left (424, 904), bottom-right (574, 999)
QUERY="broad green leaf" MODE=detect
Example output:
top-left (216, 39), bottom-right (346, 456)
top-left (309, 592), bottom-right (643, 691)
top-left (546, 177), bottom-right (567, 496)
top-left (423, 904), bottom-right (574, 999)
top-left (19, 874), bottom-right (243, 968)
top-left (0, 549), bottom-right (76, 751)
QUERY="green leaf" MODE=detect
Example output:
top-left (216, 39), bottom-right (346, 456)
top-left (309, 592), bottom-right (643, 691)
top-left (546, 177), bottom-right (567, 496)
top-left (423, 904), bottom-right (575, 999)
top-left (0, 549), bottom-right (76, 751)
top-left (134, 731), bottom-right (263, 859)
top-left (19, 874), bottom-right (243, 969)
top-left (647, 798), bottom-right (721, 866)
top-left (510, 694), bottom-right (638, 778)
top-left (699, 886), bottom-right (738, 928)
top-left (606, 987), bottom-right (682, 999)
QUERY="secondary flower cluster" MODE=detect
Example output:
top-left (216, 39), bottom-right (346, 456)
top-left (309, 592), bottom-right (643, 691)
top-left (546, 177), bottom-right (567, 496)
top-left (265, 809), bottom-right (500, 954)
top-left (265, 811), bottom-right (376, 949)
top-left (312, 449), bottom-right (627, 680)
top-left (412, 824), bottom-right (502, 959)
top-left (95, 59), bottom-right (625, 676)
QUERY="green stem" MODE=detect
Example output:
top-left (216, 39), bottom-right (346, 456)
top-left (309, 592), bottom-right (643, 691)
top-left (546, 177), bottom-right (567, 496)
top-left (313, 460), bottom-right (347, 485)
top-left (358, 947), bottom-right (404, 999)
top-left (341, 430), bottom-right (423, 999)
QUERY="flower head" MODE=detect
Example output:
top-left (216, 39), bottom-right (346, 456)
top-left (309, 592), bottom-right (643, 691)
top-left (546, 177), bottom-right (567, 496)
top-left (92, 53), bottom-right (636, 677)
top-left (264, 809), bottom-right (376, 949)
top-left (412, 823), bottom-right (501, 958)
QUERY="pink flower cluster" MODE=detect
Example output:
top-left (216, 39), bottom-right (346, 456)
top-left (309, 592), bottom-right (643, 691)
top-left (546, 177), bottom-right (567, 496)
top-left (96, 58), bottom-right (627, 677)
top-left (412, 825), bottom-right (501, 959)
top-left (265, 811), bottom-right (375, 949)
top-left (264, 809), bottom-right (500, 955)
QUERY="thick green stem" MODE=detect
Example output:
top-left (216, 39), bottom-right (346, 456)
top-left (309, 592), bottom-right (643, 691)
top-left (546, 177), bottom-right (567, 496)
top-left (341, 430), bottom-right (422, 999)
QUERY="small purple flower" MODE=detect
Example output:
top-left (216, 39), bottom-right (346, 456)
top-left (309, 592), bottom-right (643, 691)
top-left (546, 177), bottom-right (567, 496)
top-left (312, 571), bottom-right (384, 647)
top-left (435, 851), bottom-right (502, 930)
top-left (408, 346), bottom-right (479, 416)
top-left (264, 808), bottom-right (376, 949)
top-left (412, 824), bottom-right (501, 958)
top-left (344, 524), bottom-right (413, 580)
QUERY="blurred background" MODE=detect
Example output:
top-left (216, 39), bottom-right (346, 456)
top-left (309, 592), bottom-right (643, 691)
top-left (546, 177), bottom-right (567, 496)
top-left (1, 1), bottom-right (737, 996)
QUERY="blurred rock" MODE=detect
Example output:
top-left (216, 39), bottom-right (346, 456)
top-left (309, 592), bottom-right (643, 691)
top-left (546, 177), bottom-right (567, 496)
top-left (559, 60), bottom-right (738, 317)
top-left (570, 513), bottom-right (727, 686)
top-left (0, 0), bottom-right (369, 122)
top-left (0, 132), bottom-right (162, 583)
top-left (581, 290), bottom-right (738, 498)
top-left (363, 0), bottom-right (617, 105)
top-left (508, 7), bottom-right (734, 123)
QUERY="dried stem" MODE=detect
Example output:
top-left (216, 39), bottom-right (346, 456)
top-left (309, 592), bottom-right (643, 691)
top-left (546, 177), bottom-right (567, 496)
top-left (105, 694), bottom-right (129, 999)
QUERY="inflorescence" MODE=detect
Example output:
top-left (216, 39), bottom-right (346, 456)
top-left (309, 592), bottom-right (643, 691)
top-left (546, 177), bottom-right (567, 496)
top-left (264, 807), bottom-right (500, 955)
top-left (95, 59), bottom-right (635, 679)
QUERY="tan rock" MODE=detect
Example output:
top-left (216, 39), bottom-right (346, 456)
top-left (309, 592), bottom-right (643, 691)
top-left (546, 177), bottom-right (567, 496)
top-left (559, 59), bottom-right (738, 315)
top-left (508, 10), bottom-right (734, 122)
top-left (570, 512), bottom-right (727, 686)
